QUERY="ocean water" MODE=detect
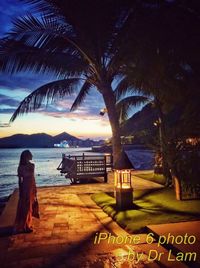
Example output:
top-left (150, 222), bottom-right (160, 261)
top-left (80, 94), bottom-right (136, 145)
top-left (0, 148), bottom-right (154, 198)
top-left (0, 147), bottom-right (93, 198)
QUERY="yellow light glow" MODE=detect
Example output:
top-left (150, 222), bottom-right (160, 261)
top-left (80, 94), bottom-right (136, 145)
top-left (116, 184), bottom-right (131, 189)
top-left (114, 169), bottom-right (132, 189)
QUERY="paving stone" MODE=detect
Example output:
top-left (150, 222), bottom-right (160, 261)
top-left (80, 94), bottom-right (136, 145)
top-left (1, 183), bottom-right (198, 267)
top-left (18, 257), bottom-right (44, 268)
top-left (0, 236), bottom-right (11, 249)
top-left (137, 243), bottom-right (188, 268)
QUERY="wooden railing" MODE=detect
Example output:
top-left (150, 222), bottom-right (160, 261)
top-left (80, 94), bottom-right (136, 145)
top-left (57, 153), bottom-right (113, 183)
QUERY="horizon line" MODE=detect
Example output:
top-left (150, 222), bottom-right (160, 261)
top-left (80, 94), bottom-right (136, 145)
top-left (0, 131), bottom-right (110, 140)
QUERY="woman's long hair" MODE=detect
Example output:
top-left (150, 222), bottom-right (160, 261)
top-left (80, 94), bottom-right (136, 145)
top-left (19, 150), bottom-right (32, 166)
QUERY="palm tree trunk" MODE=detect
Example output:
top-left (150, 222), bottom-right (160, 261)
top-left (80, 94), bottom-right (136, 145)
top-left (155, 99), bottom-right (172, 185)
top-left (101, 87), bottom-right (132, 169)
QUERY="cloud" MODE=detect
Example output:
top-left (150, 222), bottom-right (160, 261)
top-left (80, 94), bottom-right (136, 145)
top-left (0, 1), bottom-right (111, 138)
top-left (0, 1), bottom-right (105, 119)
top-left (0, 1), bottom-right (105, 120)
top-left (42, 111), bottom-right (100, 120)
top-left (0, 93), bottom-right (20, 114)
top-left (0, 93), bottom-right (20, 107)
top-left (41, 107), bottom-right (106, 121)
top-left (0, 73), bottom-right (54, 92)
top-left (38, 92), bottom-right (105, 119)
top-left (0, 122), bottom-right (10, 127)
top-left (0, 108), bottom-right (16, 114)
top-left (0, 86), bottom-right (105, 119)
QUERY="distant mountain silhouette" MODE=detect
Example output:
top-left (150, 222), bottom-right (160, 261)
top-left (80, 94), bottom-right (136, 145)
top-left (121, 103), bottom-right (158, 146)
top-left (0, 105), bottom-right (159, 148)
top-left (0, 132), bottom-right (100, 148)
top-left (53, 132), bottom-right (80, 143)
top-left (0, 133), bottom-right (53, 148)
top-left (121, 103), bottom-right (158, 135)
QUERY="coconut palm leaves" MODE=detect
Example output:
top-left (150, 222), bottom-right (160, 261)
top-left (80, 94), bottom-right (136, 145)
top-left (113, 75), bottom-right (150, 123)
top-left (116, 95), bottom-right (150, 124)
top-left (0, 0), bottom-right (137, 168)
top-left (10, 78), bottom-right (80, 122)
top-left (1, 0), bottom-right (199, 169)
top-left (0, 0), bottom-right (133, 93)
top-left (0, 37), bottom-right (87, 76)
top-left (70, 80), bottom-right (94, 112)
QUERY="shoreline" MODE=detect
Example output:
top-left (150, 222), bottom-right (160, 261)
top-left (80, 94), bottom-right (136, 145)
top-left (91, 144), bottom-right (154, 153)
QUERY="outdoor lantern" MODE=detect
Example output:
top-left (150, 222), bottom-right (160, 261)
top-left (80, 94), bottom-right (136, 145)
top-left (99, 108), bottom-right (107, 116)
top-left (114, 169), bottom-right (133, 210)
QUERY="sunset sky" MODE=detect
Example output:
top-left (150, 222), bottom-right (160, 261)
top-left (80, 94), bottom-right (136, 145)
top-left (0, 0), bottom-right (140, 140)
top-left (0, 0), bottom-right (113, 139)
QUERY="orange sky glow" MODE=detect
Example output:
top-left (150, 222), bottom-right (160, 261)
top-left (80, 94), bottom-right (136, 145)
top-left (0, 112), bottom-right (112, 140)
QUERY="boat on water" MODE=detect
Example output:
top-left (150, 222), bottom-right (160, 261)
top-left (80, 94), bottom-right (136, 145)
top-left (54, 140), bottom-right (70, 148)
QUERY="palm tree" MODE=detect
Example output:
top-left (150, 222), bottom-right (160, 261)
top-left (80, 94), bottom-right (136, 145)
top-left (120, 0), bottom-right (200, 183)
top-left (1, 0), bottom-right (199, 171)
top-left (114, 76), bottom-right (150, 124)
top-left (0, 0), bottom-right (141, 169)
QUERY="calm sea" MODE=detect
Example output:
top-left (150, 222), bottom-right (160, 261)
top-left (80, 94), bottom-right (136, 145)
top-left (0, 147), bottom-right (93, 198)
top-left (0, 147), bottom-right (154, 198)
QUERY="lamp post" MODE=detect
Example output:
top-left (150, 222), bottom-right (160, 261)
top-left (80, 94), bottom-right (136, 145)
top-left (114, 169), bottom-right (133, 210)
top-left (154, 118), bottom-right (162, 152)
top-left (153, 118), bottom-right (163, 174)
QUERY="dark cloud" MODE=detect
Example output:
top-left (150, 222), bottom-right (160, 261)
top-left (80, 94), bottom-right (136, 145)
top-left (0, 73), bottom-right (54, 92)
top-left (0, 91), bottom-right (104, 119)
top-left (0, 93), bottom-right (20, 106)
top-left (0, 122), bottom-right (10, 127)
top-left (38, 94), bottom-right (105, 119)
top-left (0, 108), bottom-right (15, 114)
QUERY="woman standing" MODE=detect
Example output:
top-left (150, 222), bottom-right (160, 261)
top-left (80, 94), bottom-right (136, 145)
top-left (14, 150), bottom-right (37, 233)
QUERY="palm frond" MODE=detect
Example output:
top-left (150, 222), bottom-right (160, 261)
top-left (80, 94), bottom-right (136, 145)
top-left (0, 39), bottom-right (87, 76)
top-left (21, 0), bottom-right (56, 15)
top-left (10, 14), bottom-right (69, 46)
top-left (70, 80), bottom-right (93, 111)
top-left (10, 78), bottom-right (80, 122)
top-left (114, 76), bottom-right (133, 100)
top-left (116, 95), bottom-right (149, 122)
top-left (106, 4), bottom-right (135, 72)
top-left (8, 14), bottom-right (77, 58)
top-left (4, 14), bottom-right (97, 74)
top-left (21, 0), bottom-right (134, 69)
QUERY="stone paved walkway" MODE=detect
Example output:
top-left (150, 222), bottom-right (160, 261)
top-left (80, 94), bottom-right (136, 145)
top-left (0, 175), bottom-right (197, 268)
top-left (146, 221), bottom-right (200, 267)
top-left (0, 185), bottom-right (150, 268)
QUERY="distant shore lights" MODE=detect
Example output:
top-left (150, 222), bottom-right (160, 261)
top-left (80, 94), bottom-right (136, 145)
top-left (54, 140), bottom-right (69, 148)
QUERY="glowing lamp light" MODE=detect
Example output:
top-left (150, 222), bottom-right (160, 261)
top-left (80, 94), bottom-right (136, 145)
top-left (114, 169), bottom-right (133, 210)
top-left (99, 108), bottom-right (107, 116)
top-left (114, 169), bottom-right (132, 189)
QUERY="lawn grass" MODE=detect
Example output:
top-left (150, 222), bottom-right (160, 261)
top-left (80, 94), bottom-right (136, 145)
top-left (91, 188), bottom-right (200, 233)
top-left (136, 171), bottom-right (166, 185)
